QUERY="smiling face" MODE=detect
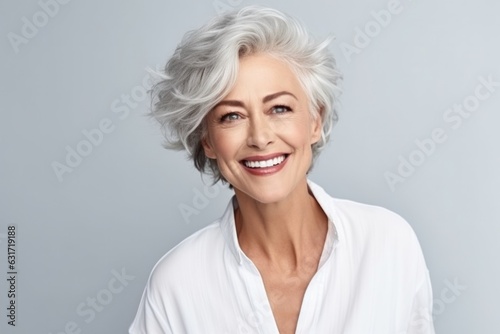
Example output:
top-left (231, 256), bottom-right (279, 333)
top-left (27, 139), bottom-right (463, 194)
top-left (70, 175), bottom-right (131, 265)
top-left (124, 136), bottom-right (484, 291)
top-left (202, 53), bottom-right (322, 204)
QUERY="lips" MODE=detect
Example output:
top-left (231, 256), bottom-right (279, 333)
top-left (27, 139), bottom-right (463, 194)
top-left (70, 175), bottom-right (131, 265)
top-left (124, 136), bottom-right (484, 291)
top-left (243, 155), bottom-right (286, 168)
top-left (240, 154), bottom-right (289, 175)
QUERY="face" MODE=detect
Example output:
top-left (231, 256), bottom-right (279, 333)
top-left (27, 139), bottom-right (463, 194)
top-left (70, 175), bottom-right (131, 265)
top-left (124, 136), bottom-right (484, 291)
top-left (202, 53), bottom-right (322, 204)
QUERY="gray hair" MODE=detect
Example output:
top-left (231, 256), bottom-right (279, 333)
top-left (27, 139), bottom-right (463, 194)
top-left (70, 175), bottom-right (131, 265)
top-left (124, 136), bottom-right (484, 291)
top-left (149, 6), bottom-right (342, 183)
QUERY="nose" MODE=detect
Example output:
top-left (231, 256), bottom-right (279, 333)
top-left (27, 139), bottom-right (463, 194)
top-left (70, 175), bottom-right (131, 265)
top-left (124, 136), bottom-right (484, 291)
top-left (246, 113), bottom-right (275, 149)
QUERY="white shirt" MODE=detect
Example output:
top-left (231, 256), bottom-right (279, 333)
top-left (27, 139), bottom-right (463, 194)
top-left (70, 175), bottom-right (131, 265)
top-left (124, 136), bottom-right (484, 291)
top-left (129, 180), bottom-right (435, 334)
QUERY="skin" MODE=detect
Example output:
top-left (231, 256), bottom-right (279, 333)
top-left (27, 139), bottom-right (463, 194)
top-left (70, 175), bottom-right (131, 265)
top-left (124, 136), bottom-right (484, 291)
top-left (203, 53), bottom-right (328, 334)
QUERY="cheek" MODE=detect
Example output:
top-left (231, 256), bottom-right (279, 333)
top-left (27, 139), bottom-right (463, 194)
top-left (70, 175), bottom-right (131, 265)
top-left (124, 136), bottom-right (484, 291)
top-left (208, 130), bottom-right (240, 160)
top-left (281, 118), bottom-right (316, 148)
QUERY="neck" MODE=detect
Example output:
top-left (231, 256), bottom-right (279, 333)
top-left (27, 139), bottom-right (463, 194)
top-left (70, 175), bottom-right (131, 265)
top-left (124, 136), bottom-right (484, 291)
top-left (234, 178), bottom-right (328, 273)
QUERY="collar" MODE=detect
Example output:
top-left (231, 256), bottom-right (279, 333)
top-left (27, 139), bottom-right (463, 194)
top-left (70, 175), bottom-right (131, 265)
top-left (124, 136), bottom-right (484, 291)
top-left (219, 179), bottom-right (341, 267)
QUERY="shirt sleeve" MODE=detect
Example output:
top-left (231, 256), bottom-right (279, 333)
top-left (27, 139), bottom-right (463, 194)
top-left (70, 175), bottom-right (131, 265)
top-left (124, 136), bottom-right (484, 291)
top-left (406, 266), bottom-right (436, 334)
top-left (129, 278), bottom-right (173, 334)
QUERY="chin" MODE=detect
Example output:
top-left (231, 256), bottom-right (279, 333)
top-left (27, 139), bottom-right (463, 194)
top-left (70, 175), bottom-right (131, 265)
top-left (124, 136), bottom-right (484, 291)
top-left (234, 179), bottom-right (302, 205)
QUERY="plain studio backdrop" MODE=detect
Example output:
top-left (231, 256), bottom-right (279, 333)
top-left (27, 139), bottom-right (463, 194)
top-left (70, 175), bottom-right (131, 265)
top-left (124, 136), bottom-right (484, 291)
top-left (1, 0), bottom-right (499, 333)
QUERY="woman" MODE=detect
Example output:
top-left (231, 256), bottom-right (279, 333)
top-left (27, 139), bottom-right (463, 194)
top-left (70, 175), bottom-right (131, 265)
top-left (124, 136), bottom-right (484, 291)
top-left (130, 6), bottom-right (435, 334)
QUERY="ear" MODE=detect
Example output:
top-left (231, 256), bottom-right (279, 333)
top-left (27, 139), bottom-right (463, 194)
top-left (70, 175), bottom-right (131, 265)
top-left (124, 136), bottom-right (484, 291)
top-left (310, 107), bottom-right (323, 145)
top-left (201, 136), bottom-right (217, 159)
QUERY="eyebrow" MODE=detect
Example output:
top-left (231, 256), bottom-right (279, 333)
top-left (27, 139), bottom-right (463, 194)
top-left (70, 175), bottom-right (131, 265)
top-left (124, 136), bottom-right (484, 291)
top-left (214, 91), bottom-right (297, 108)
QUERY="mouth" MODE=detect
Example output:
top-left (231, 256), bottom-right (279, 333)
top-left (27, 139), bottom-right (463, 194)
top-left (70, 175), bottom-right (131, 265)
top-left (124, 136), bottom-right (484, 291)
top-left (241, 154), bottom-right (289, 169)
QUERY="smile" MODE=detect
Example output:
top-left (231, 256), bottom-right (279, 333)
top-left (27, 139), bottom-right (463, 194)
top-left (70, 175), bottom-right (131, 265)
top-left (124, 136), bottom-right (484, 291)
top-left (242, 154), bottom-right (288, 169)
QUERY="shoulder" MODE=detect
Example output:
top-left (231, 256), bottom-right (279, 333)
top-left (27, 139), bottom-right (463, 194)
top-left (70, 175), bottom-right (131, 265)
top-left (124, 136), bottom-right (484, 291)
top-left (147, 221), bottom-right (225, 291)
top-left (333, 197), bottom-right (418, 241)
top-left (332, 198), bottom-right (413, 234)
top-left (309, 180), bottom-right (419, 246)
top-left (331, 197), bottom-right (425, 261)
top-left (130, 220), bottom-right (230, 332)
top-left (309, 180), bottom-right (409, 230)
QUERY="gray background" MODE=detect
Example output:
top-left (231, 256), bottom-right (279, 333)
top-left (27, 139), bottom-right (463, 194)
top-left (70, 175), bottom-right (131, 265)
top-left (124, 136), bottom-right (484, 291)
top-left (1, 0), bottom-right (499, 333)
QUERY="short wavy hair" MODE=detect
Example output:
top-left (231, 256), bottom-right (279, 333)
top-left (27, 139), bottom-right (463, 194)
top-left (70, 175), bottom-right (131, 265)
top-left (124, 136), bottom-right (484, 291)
top-left (149, 6), bottom-right (342, 183)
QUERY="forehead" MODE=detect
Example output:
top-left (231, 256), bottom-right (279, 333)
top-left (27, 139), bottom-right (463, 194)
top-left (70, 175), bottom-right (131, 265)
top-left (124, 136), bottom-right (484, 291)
top-left (224, 53), bottom-right (306, 101)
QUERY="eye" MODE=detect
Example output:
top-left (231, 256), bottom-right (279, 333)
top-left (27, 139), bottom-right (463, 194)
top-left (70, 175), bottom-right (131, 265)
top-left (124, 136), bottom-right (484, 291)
top-left (271, 105), bottom-right (292, 114)
top-left (220, 112), bottom-right (241, 122)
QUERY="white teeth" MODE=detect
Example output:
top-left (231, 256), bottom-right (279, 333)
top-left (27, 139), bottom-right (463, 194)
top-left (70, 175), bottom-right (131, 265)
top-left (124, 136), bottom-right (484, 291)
top-left (244, 155), bottom-right (286, 168)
